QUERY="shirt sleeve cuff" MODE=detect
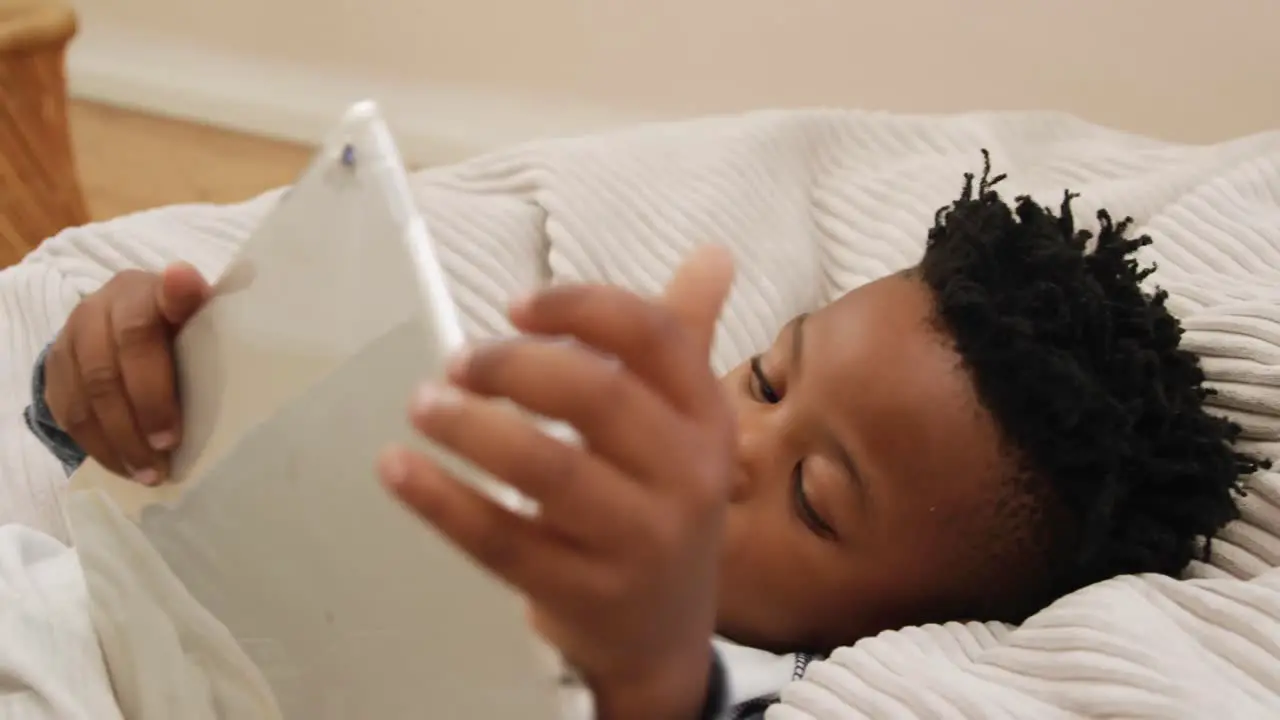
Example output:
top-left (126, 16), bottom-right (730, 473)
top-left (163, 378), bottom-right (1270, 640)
top-left (22, 343), bottom-right (87, 476)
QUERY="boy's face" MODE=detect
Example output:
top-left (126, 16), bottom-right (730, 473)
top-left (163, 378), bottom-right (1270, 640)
top-left (715, 272), bottom-right (1024, 652)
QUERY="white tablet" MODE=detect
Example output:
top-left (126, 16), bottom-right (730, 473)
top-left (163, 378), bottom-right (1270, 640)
top-left (64, 102), bottom-right (560, 720)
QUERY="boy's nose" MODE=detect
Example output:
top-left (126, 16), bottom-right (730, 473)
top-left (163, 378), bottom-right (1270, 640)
top-left (730, 414), bottom-right (768, 502)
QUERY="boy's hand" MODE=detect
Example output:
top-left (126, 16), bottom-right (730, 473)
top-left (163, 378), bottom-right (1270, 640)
top-left (379, 247), bottom-right (736, 720)
top-left (44, 263), bottom-right (210, 484)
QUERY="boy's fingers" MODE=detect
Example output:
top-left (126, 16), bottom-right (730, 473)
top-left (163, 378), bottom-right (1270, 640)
top-left (378, 446), bottom-right (588, 602)
top-left (407, 382), bottom-right (642, 542)
top-left (451, 339), bottom-right (679, 479)
top-left (67, 308), bottom-right (163, 484)
top-left (660, 245), bottom-right (735, 360)
top-left (44, 336), bottom-right (125, 477)
top-left (156, 262), bottom-right (210, 327)
top-left (113, 281), bottom-right (182, 453)
top-left (509, 286), bottom-right (717, 418)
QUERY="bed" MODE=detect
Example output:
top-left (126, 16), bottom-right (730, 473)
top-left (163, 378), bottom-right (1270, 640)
top-left (3, 108), bottom-right (1280, 717)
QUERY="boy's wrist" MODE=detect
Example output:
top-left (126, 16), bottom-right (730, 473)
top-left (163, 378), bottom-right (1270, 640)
top-left (592, 644), bottom-right (719, 720)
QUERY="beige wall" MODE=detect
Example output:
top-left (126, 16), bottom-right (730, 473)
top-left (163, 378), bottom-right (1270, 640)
top-left (72, 0), bottom-right (1280, 147)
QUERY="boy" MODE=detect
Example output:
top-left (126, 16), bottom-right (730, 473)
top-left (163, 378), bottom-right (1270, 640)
top-left (25, 160), bottom-right (1267, 718)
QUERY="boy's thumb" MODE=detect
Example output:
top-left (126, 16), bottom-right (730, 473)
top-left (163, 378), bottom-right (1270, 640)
top-left (157, 262), bottom-right (212, 327)
top-left (662, 245), bottom-right (735, 359)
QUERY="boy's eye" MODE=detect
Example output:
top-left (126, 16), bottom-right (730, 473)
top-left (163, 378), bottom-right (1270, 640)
top-left (791, 462), bottom-right (836, 540)
top-left (749, 355), bottom-right (781, 403)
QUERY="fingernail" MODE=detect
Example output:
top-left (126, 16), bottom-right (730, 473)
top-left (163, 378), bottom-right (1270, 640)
top-left (149, 430), bottom-right (177, 451)
top-left (445, 346), bottom-right (471, 380)
top-left (414, 382), bottom-right (460, 414)
top-left (133, 468), bottom-right (160, 486)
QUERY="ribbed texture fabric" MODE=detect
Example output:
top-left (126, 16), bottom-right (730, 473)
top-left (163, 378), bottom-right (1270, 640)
top-left (2, 109), bottom-right (1279, 718)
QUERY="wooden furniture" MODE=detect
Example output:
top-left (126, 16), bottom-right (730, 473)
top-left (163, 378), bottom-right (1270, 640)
top-left (0, 0), bottom-right (86, 268)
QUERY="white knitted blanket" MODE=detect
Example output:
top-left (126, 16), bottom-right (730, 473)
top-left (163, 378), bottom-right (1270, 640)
top-left (3, 110), bottom-right (1280, 718)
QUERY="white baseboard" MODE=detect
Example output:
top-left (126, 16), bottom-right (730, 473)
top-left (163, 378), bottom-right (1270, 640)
top-left (66, 25), bottom-right (643, 166)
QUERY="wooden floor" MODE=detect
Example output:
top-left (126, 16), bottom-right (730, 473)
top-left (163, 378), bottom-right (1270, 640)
top-left (1, 101), bottom-right (311, 266)
top-left (71, 101), bottom-right (313, 222)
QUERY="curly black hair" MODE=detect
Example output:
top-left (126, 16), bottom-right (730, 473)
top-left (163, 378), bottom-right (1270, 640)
top-left (919, 152), bottom-right (1270, 614)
